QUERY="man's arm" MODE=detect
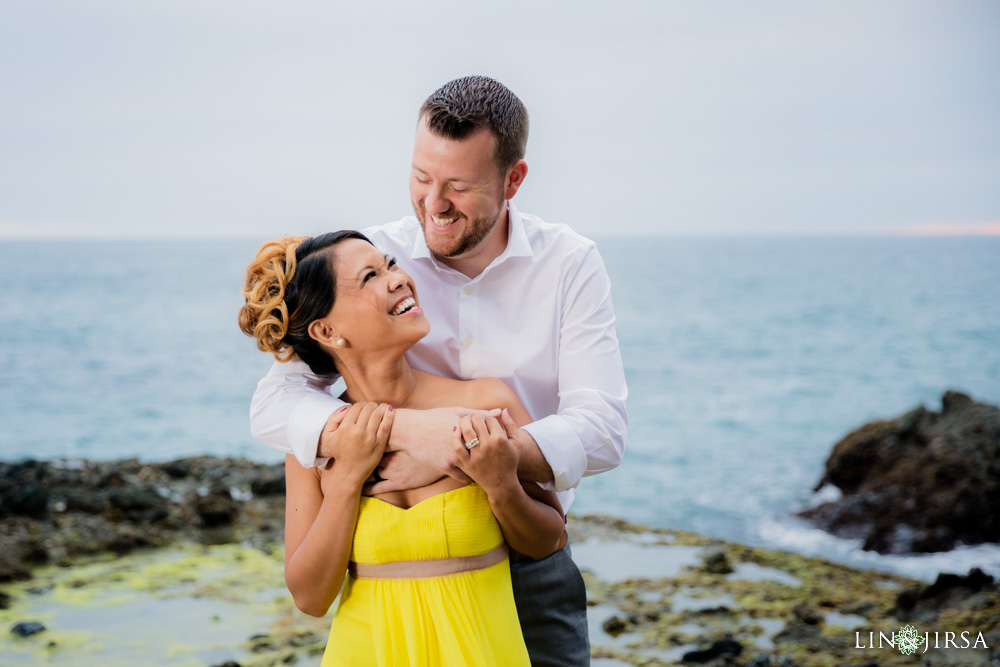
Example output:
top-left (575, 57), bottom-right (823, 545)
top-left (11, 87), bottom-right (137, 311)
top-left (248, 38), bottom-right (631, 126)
top-left (519, 244), bottom-right (628, 492)
top-left (370, 407), bottom-right (489, 488)
top-left (250, 357), bottom-right (343, 468)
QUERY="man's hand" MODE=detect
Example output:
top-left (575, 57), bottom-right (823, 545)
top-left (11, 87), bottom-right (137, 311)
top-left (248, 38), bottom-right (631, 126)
top-left (387, 407), bottom-right (500, 482)
top-left (363, 451), bottom-right (444, 495)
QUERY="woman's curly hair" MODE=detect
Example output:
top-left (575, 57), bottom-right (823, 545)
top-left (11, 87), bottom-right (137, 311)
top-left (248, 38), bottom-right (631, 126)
top-left (238, 230), bottom-right (373, 375)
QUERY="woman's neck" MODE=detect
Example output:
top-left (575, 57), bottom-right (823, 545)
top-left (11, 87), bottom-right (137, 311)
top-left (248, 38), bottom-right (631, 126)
top-left (336, 351), bottom-right (420, 408)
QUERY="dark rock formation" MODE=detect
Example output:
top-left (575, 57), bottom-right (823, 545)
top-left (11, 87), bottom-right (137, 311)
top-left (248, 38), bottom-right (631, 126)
top-left (10, 621), bottom-right (46, 637)
top-left (681, 637), bottom-right (742, 663)
top-left (195, 491), bottom-right (240, 528)
top-left (601, 615), bottom-right (629, 636)
top-left (251, 470), bottom-right (285, 496)
top-left (700, 545), bottom-right (734, 575)
top-left (790, 602), bottom-right (823, 625)
top-left (798, 391), bottom-right (1000, 554)
top-left (895, 567), bottom-right (997, 622)
top-left (0, 456), bottom-right (286, 582)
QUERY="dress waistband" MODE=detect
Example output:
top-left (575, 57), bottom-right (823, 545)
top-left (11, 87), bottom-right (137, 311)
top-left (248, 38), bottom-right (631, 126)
top-left (348, 543), bottom-right (508, 580)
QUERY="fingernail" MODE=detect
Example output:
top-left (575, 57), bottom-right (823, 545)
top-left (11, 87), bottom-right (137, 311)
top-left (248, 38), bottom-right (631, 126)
top-left (453, 426), bottom-right (457, 432)
top-left (388, 405), bottom-right (393, 412)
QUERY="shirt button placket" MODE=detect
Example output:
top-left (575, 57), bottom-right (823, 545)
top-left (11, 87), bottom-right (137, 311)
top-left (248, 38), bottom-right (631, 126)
top-left (458, 282), bottom-right (478, 378)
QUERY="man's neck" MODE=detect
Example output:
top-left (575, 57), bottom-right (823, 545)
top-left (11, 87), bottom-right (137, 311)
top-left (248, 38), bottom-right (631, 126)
top-left (435, 206), bottom-right (511, 279)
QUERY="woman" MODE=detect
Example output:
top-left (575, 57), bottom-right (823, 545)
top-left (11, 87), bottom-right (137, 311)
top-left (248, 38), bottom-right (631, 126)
top-left (239, 231), bottom-right (567, 666)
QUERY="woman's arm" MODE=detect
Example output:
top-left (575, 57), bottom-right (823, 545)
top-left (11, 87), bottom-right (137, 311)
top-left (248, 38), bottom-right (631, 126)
top-left (283, 455), bottom-right (363, 616)
top-left (283, 402), bottom-right (392, 616)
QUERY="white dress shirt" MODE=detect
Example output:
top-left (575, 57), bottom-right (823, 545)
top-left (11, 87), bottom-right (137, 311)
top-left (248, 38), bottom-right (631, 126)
top-left (249, 202), bottom-right (628, 511)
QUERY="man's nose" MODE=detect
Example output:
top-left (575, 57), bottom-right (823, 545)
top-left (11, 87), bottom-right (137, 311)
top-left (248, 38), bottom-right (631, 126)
top-left (424, 184), bottom-right (450, 214)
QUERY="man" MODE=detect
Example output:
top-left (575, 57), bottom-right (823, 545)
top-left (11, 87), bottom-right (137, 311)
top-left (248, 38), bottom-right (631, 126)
top-left (251, 75), bottom-right (627, 666)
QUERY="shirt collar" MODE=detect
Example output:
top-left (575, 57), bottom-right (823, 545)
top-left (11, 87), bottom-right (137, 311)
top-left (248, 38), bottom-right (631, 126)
top-left (502, 201), bottom-right (534, 260)
top-left (409, 201), bottom-right (535, 266)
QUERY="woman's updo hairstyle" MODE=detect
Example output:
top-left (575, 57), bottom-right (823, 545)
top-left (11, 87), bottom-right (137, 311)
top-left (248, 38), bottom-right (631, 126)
top-left (239, 230), bottom-right (373, 375)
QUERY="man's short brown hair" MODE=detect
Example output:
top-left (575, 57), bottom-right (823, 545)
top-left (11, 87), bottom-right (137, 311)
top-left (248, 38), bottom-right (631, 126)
top-left (419, 75), bottom-right (529, 174)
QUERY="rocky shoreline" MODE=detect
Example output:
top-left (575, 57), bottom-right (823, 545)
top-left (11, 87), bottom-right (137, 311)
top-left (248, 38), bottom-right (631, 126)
top-left (0, 456), bottom-right (286, 582)
top-left (2, 455), bottom-right (999, 666)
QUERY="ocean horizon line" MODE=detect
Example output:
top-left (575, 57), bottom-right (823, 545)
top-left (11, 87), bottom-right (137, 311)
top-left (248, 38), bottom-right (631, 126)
top-left (3, 228), bottom-right (1000, 242)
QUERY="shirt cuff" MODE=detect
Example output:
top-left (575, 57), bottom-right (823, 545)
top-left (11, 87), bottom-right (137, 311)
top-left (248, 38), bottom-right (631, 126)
top-left (287, 391), bottom-right (343, 469)
top-left (522, 415), bottom-right (587, 493)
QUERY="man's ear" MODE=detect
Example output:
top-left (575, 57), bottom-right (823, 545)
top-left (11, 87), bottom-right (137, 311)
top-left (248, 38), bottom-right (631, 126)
top-left (308, 319), bottom-right (339, 346)
top-left (504, 160), bottom-right (528, 200)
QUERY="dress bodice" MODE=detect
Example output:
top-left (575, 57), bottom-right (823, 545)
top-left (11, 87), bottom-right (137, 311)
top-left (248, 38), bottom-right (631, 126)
top-left (351, 484), bottom-right (504, 565)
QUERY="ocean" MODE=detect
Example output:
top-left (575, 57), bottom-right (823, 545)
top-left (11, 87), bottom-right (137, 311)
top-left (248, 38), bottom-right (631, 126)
top-left (2, 236), bottom-right (998, 581)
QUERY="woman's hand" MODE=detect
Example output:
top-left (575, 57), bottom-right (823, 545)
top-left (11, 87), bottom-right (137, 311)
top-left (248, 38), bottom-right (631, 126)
top-left (453, 413), bottom-right (566, 560)
top-left (321, 402), bottom-right (393, 493)
top-left (452, 414), bottom-right (520, 495)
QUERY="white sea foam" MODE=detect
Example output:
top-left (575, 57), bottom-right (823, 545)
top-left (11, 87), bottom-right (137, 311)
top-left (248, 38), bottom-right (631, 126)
top-left (754, 514), bottom-right (1000, 582)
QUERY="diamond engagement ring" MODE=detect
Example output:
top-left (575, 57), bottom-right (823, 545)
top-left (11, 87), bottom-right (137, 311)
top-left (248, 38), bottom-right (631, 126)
top-left (465, 437), bottom-right (480, 450)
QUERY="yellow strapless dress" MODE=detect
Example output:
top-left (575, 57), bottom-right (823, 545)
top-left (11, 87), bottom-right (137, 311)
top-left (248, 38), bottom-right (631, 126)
top-left (320, 484), bottom-right (530, 666)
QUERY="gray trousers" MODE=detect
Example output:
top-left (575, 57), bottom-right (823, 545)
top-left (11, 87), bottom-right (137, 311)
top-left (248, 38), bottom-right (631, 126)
top-left (509, 543), bottom-right (590, 666)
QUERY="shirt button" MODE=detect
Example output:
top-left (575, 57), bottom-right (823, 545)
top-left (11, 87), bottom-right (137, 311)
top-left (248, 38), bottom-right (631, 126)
top-left (463, 285), bottom-right (473, 294)
top-left (464, 337), bottom-right (473, 346)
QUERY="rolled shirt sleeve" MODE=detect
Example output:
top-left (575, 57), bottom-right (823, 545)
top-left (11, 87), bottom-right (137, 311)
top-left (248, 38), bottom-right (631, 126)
top-left (249, 357), bottom-right (345, 469)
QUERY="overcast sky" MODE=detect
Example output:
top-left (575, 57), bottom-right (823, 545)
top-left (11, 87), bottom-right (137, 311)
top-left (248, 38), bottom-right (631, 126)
top-left (1, 1), bottom-right (998, 239)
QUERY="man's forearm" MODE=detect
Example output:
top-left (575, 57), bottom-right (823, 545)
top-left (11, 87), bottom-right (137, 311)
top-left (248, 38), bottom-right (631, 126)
top-left (382, 408), bottom-right (472, 482)
top-left (387, 407), bottom-right (549, 483)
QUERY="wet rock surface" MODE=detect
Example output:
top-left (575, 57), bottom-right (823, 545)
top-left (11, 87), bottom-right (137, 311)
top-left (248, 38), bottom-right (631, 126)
top-left (798, 391), bottom-right (1000, 554)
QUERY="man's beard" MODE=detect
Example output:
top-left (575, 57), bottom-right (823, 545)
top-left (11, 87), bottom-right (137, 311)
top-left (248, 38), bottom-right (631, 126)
top-left (415, 199), bottom-right (505, 258)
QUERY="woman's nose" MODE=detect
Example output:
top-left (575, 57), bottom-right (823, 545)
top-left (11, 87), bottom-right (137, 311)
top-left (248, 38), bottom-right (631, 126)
top-left (388, 271), bottom-right (407, 291)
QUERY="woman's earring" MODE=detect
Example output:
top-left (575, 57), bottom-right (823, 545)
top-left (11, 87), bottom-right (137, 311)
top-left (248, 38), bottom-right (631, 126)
top-left (335, 338), bottom-right (346, 348)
